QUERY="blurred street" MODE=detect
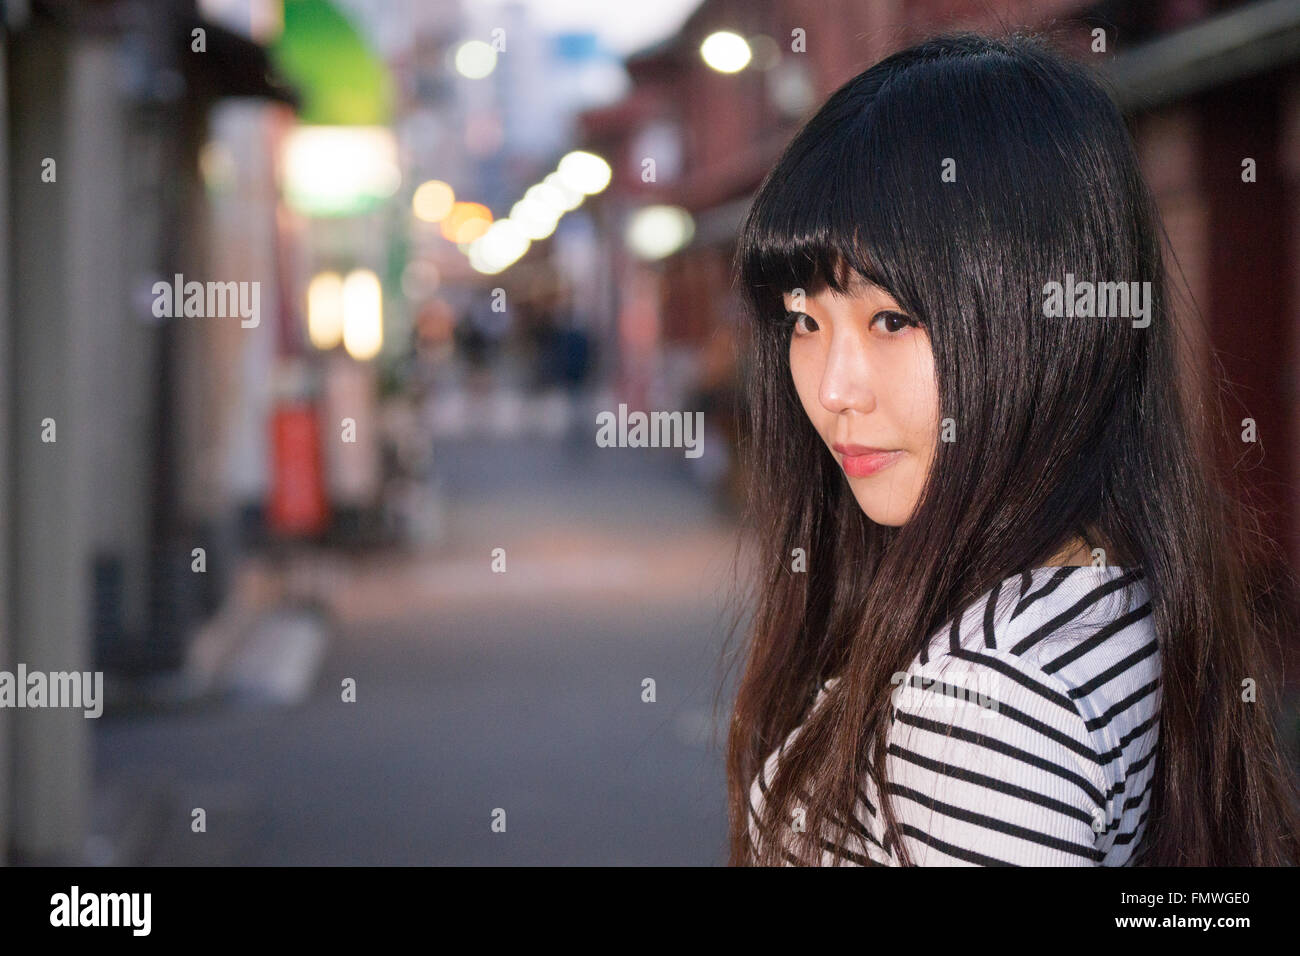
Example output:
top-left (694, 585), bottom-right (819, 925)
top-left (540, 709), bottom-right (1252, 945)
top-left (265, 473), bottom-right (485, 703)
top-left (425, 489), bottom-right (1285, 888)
top-left (92, 420), bottom-right (745, 865)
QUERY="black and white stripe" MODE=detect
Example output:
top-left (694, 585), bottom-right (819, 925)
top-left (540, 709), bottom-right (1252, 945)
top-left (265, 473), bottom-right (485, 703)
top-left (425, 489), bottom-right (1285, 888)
top-left (747, 565), bottom-right (1160, 866)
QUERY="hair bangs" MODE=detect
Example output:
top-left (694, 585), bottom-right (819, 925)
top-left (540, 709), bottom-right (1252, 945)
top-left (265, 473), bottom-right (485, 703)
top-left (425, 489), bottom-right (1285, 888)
top-left (735, 97), bottom-right (938, 328)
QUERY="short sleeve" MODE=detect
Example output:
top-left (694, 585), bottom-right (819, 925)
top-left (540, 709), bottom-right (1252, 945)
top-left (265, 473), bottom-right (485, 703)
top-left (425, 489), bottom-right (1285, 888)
top-left (883, 647), bottom-right (1112, 866)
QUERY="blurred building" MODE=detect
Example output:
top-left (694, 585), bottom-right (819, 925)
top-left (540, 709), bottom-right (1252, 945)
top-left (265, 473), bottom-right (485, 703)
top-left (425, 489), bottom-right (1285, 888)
top-left (1, 0), bottom-right (297, 862)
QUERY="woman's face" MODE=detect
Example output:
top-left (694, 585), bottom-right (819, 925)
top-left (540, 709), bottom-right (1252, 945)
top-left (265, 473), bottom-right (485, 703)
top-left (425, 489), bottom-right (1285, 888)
top-left (783, 274), bottom-right (939, 526)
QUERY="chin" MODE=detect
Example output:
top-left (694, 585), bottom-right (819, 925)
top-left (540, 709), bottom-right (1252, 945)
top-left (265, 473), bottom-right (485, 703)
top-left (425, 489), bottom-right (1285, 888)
top-left (849, 486), bottom-right (915, 527)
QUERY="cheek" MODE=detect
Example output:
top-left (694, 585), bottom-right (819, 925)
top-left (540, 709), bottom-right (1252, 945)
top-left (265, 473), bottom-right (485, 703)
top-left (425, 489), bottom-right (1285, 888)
top-left (788, 346), bottom-right (824, 420)
top-left (893, 341), bottom-right (939, 448)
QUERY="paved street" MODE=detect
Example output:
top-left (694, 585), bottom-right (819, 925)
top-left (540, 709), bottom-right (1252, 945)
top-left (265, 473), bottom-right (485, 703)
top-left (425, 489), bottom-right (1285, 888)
top-left (92, 431), bottom-right (748, 865)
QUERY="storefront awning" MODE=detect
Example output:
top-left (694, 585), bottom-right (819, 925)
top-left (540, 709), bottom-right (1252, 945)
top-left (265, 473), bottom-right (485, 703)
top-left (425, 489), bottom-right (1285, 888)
top-left (1102, 0), bottom-right (1300, 112)
top-left (181, 16), bottom-right (300, 107)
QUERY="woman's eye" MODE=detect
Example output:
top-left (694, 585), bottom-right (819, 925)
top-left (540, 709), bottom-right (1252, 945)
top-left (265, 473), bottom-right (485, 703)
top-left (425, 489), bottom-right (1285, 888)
top-left (873, 311), bottom-right (916, 334)
top-left (787, 311), bottom-right (818, 335)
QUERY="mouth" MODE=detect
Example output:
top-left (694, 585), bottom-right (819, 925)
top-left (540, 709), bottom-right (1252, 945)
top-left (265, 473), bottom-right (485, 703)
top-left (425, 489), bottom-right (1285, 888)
top-left (831, 443), bottom-right (904, 478)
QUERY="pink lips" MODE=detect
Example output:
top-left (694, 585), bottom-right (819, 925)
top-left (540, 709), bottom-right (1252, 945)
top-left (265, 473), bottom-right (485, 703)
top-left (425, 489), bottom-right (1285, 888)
top-left (832, 443), bottom-right (903, 478)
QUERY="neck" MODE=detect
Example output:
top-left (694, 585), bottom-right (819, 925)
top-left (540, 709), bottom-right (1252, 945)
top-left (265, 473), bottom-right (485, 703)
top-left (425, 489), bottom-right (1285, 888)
top-left (1043, 536), bottom-right (1094, 567)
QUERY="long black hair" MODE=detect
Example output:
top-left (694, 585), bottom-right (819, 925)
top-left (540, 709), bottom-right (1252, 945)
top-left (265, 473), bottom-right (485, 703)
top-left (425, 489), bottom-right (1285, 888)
top-left (727, 31), bottom-right (1300, 865)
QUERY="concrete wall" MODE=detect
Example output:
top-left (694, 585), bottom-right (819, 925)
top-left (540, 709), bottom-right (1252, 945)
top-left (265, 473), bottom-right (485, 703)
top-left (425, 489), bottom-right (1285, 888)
top-left (1, 27), bottom-right (12, 867)
top-left (7, 23), bottom-right (158, 862)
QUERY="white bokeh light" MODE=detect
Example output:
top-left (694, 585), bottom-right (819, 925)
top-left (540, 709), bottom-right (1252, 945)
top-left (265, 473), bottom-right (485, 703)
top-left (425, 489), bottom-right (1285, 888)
top-left (455, 40), bottom-right (498, 79)
top-left (555, 150), bottom-right (612, 195)
top-left (700, 31), bottom-right (751, 73)
top-left (625, 205), bottom-right (695, 260)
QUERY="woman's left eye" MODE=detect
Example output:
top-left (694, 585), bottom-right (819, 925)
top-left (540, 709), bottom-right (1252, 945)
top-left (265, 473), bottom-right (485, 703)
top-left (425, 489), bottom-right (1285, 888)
top-left (872, 311), bottom-right (916, 334)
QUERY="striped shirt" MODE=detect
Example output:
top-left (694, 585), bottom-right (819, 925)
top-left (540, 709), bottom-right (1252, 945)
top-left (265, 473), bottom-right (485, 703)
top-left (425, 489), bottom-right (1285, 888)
top-left (747, 565), bottom-right (1160, 866)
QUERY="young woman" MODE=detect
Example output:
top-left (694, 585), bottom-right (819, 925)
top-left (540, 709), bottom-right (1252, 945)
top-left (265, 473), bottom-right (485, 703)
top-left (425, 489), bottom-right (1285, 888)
top-left (727, 32), bottom-right (1300, 866)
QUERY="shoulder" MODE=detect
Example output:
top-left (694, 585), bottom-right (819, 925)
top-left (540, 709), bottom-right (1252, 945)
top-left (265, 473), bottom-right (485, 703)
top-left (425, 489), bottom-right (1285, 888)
top-left (922, 566), bottom-right (1159, 715)
top-left (881, 566), bottom-right (1160, 865)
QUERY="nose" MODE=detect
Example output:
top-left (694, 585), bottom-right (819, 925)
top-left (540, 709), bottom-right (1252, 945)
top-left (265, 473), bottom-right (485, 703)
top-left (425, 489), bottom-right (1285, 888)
top-left (819, 328), bottom-right (875, 415)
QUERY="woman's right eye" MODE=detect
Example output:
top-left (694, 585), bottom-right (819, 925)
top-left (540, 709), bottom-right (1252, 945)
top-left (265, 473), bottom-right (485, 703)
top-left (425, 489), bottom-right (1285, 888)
top-left (787, 311), bottom-right (818, 335)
